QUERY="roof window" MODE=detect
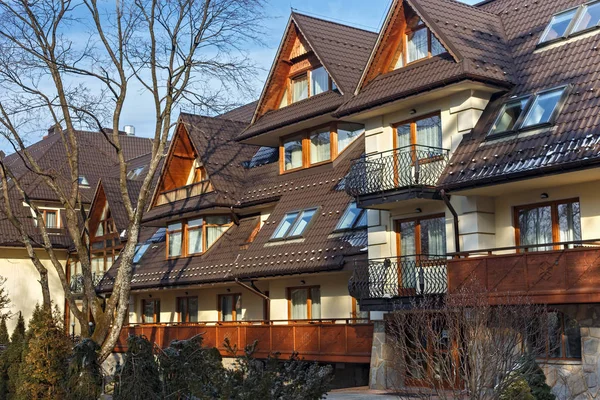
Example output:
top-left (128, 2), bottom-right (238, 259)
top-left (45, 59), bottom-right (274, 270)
top-left (488, 86), bottom-right (569, 137)
top-left (335, 202), bottom-right (367, 231)
top-left (271, 208), bottom-right (317, 240)
top-left (539, 1), bottom-right (600, 45)
top-left (127, 166), bottom-right (146, 180)
top-left (78, 176), bottom-right (90, 187)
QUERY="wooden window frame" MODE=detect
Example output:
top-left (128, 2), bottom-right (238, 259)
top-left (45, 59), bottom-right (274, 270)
top-left (41, 209), bottom-right (59, 229)
top-left (513, 198), bottom-right (580, 252)
top-left (286, 285), bottom-right (320, 321)
top-left (392, 22), bottom-right (445, 69)
top-left (166, 217), bottom-right (233, 259)
top-left (141, 298), bottom-right (160, 324)
top-left (176, 296), bottom-right (198, 323)
top-left (283, 66), bottom-right (334, 107)
top-left (395, 213), bottom-right (446, 258)
top-left (392, 112), bottom-right (443, 151)
top-left (279, 122), bottom-right (339, 174)
top-left (531, 311), bottom-right (582, 361)
top-left (218, 293), bottom-right (242, 322)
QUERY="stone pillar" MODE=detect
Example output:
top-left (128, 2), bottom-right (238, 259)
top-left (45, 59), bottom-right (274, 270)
top-left (582, 327), bottom-right (600, 397)
top-left (369, 319), bottom-right (401, 390)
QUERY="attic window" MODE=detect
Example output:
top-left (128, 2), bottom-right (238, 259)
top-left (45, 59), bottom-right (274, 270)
top-left (335, 202), bottom-right (367, 231)
top-left (78, 176), bottom-right (89, 187)
top-left (127, 166), bottom-right (145, 180)
top-left (488, 86), bottom-right (569, 136)
top-left (271, 208), bottom-right (317, 240)
top-left (539, 1), bottom-right (600, 45)
top-left (282, 67), bottom-right (335, 108)
top-left (393, 15), bottom-right (445, 69)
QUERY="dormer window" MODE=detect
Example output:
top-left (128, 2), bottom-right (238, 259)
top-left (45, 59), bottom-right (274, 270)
top-left (281, 66), bottom-right (334, 108)
top-left (167, 216), bottom-right (232, 258)
top-left (393, 15), bottom-right (445, 69)
top-left (292, 74), bottom-right (309, 103)
top-left (280, 122), bottom-right (365, 173)
top-left (488, 86), bottom-right (569, 136)
top-left (539, 1), bottom-right (600, 45)
top-left (42, 209), bottom-right (58, 228)
top-left (188, 160), bottom-right (207, 185)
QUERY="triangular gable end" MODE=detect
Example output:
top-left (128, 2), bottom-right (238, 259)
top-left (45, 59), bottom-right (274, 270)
top-left (150, 122), bottom-right (213, 208)
top-left (356, 0), bottom-right (461, 93)
top-left (250, 14), bottom-right (341, 124)
top-left (87, 181), bottom-right (110, 240)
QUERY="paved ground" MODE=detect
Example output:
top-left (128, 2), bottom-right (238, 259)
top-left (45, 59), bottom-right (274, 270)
top-left (326, 387), bottom-right (400, 399)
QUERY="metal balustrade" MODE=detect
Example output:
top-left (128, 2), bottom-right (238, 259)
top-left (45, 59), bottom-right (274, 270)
top-left (345, 145), bottom-right (449, 197)
top-left (70, 272), bottom-right (104, 293)
top-left (349, 256), bottom-right (448, 300)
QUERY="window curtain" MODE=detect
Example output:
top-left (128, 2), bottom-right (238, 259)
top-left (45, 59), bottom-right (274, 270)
top-left (169, 231), bottom-right (182, 257)
top-left (292, 75), bottom-right (308, 102)
top-left (188, 229), bottom-right (203, 254)
top-left (46, 212), bottom-right (57, 228)
top-left (284, 138), bottom-right (303, 170)
top-left (399, 221), bottom-right (417, 290)
top-left (421, 217), bottom-right (446, 256)
top-left (207, 225), bottom-right (229, 248)
top-left (407, 28), bottom-right (428, 63)
top-left (416, 116), bottom-right (442, 151)
top-left (310, 288), bottom-right (321, 320)
top-left (310, 130), bottom-right (330, 164)
top-left (291, 289), bottom-right (307, 320)
top-left (559, 202), bottom-right (582, 246)
top-left (396, 124), bottom-right (411, 148)
top-left (189, 297), bottom-right (198, 322)
top-left (337, 123), bottom-right (364, 153)
top-left (311, 67), bottom-right (329, 96)
top-left (221, 296), bottom-right (233, 321)
top-left (519, 206), bottom-right (552, 251)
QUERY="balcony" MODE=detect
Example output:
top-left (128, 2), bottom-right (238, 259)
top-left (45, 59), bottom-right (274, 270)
top-left (448, 239), bottom-right (600, 305)
top-left (70, 272), bottom-right (104, 293)
top-left (114, 319), bottom-right (374, 364)
top-left (345, 145), bottom-right (449, 209)
top-left (155, 180), bottom-right (213, 206)
top-left (349, 256), bottom-right (448, 311)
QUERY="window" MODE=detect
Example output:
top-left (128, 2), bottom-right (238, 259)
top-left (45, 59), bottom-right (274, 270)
top-left (127, 166), bottom-right (145, 180)
top-left (310, 67), bottom-right (329, 96)
top-left (78, 176), bottom-right (89, 187)
top-left (309, 128), bottom-right (331, 165)
top-left (167, 217), bottom-right (232, 258)
top-left (528, 312), bottom-right (581, 360)
top-left (291, 74), bottom-right (308, 103)
top-left (42, 209), bottom-right (58, 228)
top-left (271, 208), bottom-right (317, 240)
top-left (539, 2), bottom-right (600, 45)
top-left (167, 222), bottom-right (183, 258)
top-left (90, 202), bottom-right (121, 273)
top-left (288, 286), bottom-right (321, 320)
top-left (177, 296), bottom-right (198, 323)
top-left (515, 199), bottom-right (581, 251)
top-left (219, 294), bottom-right (241, 322)
top-left (336, 202), bottom-right (367, 231)
top-left (394, 16), bottom-right (445, 69)
top-left (337, 123), bottom-right (364, 154)
top-left (142, 299), bottom-right (160, 323)
top-left (488, 87), bottom-right (569, 136)
top-left (397, 214), bottom-right (447, 258)
top-left (395, 114), bottom-right (443, 158)
top-left (280, 122), bottom-right (365, 173)
top-left (133, 243), bottom-right (150, 263)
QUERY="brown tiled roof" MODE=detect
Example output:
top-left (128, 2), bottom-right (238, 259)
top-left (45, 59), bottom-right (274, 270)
top-left (96, 178), bottom-right (144, 235)
top-left (238, 13), bottom-right (377, 141)
top-left (440, 0), bottom-right (600, 190)
top-left (0, 131), bottom-right (153, 248)
top-left (336, 0), bottom-right (514, 116)
top-left (143, 114), bottom-right (259, 222)
top-left (218, 101), bottom-right (258, 123)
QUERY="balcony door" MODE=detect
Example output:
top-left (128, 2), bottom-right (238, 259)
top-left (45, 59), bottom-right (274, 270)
top-left (394, 214), bottom-right (446, 295)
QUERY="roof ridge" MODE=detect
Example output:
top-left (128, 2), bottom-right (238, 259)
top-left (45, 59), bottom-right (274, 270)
top-left (290, 11), bottom-right (378, 35)
top-left (424, 0), bottom-right (501, 16)
top-left (181, 112), bottom-right (250, 126)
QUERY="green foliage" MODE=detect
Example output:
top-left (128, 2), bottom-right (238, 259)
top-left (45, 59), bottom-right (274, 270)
top-left (15, 305), bottom-right (72, 400)
top-left (499, 376), bottom-right (535, 400)
top-left (114, 334), bottom-right (333, 400)
top-left (0, 317), bottom-right (9, 345)
top-left (519, 358), bottom-right (556, 400)
top-left (113, 335), bottom-right (161, 400)
top-left (2, 312), bottom-right (26, 399)
top-left (66, 338), bottom-right (103, 400)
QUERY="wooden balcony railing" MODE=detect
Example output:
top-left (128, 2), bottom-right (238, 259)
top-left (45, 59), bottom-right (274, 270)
top-left (349, 256), bottom-right (447, 301)
top-left (114, 319), bottom-right (374, 364)
top-left (447, 239), bottom-right (600, 304)
top-left (345, 145), bottom-right (449, 198)
top-left (155, 180), bottom-right (213, 206)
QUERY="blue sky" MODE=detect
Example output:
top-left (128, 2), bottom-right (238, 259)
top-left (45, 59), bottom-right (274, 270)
top-left (0, 0), bottom-right (479, 154)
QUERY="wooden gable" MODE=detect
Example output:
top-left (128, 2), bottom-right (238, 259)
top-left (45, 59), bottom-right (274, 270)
top-left (253, 22), bottom-right (321, 121)
top-left (88, 183), bottom-right (108, 241)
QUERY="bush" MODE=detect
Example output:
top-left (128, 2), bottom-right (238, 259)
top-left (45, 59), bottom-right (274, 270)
top-left (66, 339), bottom-right (103, 400)
top-left (519, 358), bottom-right (556, 400)
top-left (113, 335), bottom-right (161, 400)
top-left (1, 312), bottom-right (26, 399)
top-left (499, 376), bottom-right (535, 400)
top-left (15, 305), bottom-right (72, 400)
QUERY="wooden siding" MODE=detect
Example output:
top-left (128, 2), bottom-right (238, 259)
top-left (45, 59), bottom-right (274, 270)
top-left (448, 247), bottom-right (600, 304)
top-left (155, 180), bottom-right (213, 206)
top-left (114, 320), bottom-right (374, 364)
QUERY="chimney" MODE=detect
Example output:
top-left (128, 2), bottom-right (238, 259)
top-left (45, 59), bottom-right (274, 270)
top-left (44, 124), bottom-right (61, 139)
top-left (124, 125), bottom-right (135, 136)
top-left (0, 151), bottom-right (5, 160)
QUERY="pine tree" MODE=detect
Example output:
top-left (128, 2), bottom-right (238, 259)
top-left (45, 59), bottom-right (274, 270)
top-left (15, 305), bottom-right (72, 400)
top-left (5, 312), bottom-right (26, 399)
top-left (0, 317), bottom-right (9, 345)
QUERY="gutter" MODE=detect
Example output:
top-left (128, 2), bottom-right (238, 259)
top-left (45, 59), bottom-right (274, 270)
top-left (440, 189), bottom-right (460, 254)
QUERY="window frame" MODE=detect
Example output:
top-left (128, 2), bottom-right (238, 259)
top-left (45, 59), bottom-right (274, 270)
top-left (282, 66), bottom-right (334, 108)
top-left (487, 86), bottom-right (570, 137)
top-left (395, 213), bottom-right (447, 258)
top-left (335, 202), bottom-right (367, 232)
top-left (41, 209), bottom-right (59, 229)
top-left (513, 198), bottom-right (581, 252)
top-left (392, 111), bottom-right (444, 162)
top-left (286, 285), bottom-right (321, 321)
top-left (270, 207), bottom-right (319, 241)
top-left (176, 296), bottom-right (198, 323)
top-left (391, 21), bottom-right (446, 70)
top-left (218, 293), bottom-right (242, 322)
top-left (529, 311), bottom-right (582, 361)
top-left (166, 216), bottom-right (233, 259)
top-left (141, 298), bottom-right (161, 324)
top-left (538, 2), bottom-right (600, 46)
top-left (279, 122), bottom-right (365, 174)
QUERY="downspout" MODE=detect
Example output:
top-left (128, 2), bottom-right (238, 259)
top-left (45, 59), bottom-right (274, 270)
top-left (440, 189), bottom-right (460, 254)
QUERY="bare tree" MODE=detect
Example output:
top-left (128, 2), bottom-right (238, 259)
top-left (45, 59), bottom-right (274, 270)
top-left (386, 286), bottom-right (554, 400)
top-left (0, 0), bottom-right (265, 361)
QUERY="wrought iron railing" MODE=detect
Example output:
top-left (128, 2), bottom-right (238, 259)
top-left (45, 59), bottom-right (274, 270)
top-left (349, 256), bottom-right (448, 300)
top-left (70, 273), bottom-right (104, 293)
top-left (345, 145), bottom-right (449, 197)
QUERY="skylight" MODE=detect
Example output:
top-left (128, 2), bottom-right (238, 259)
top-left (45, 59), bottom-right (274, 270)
top-left (127, 166), bottom-right (146, 180)
top-left (539, 1), bottom-right (600, 45)
top-left (133, 243), bottom-right (150, 263)
top-left (336, 202), bottom-right (367, 231)
top-left (271, 208), bottom-right (317, 240)
top-left (488, 86), bottom-right (568, 136)
top-left (78, 176), bottom-right (90, 187)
